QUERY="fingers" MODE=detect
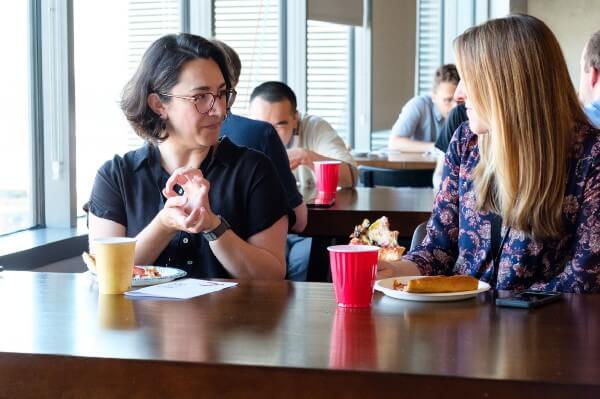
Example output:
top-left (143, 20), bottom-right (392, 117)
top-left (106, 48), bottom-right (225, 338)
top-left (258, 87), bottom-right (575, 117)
top-left (160, 199), bottom-right (189, 231)
top-left (184, 206), bottom-right (211, 234)
top-left (161, 167), bottom-right (214, 234)
top-left (164, 167), bottom-right (204, 196)
top-left (376, 268), bottom-right (396, 280)
top-left (164, 194), bottom-right (188, 209)
top-left (184, 207), bottom-right (201, 229)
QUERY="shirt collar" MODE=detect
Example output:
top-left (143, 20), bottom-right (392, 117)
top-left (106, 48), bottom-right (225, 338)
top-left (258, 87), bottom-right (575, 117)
top-left (286, 113), bottom-right (303, 149)
top-left (431, 97), bottom-right (443, 123)
top-left (132, 142), bottom-right (154, 171)
top-left (209, 136), bottom-right (231, 169)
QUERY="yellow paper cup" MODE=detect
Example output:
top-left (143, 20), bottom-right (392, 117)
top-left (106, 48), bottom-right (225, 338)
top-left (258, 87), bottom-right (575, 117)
top-left (92, 237), bottom-right (136, 295)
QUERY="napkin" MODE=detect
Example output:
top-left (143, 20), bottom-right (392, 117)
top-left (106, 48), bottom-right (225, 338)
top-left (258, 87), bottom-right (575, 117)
top-left (125, 278), bottom-right (237, 299)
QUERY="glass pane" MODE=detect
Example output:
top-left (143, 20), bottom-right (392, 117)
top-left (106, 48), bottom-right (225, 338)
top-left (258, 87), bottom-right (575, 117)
top-left (307, 20), bottom-right (351, 144)
top-left (0, 3), bottom-right (34, 235)
top-left (214, 0), bottom-right (281, 115)
top-left (416, 0), bottom-right (442, 95)
top-left (74, 0), bottom-right (181, 216)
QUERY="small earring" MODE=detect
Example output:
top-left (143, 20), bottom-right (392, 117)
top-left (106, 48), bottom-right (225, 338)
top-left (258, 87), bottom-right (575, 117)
top-left (160, 118), bottom-right (166, 131)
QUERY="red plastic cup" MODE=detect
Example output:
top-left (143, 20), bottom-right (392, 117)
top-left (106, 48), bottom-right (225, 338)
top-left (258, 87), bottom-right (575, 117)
top-left (327, 245), bottom-right (380, 307)
top-left (314, 160), bottom-right (341, 197)
top-left (329, 307), bottom-right (378, 369)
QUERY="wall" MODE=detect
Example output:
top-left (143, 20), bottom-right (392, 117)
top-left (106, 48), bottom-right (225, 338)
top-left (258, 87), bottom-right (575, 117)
top-left (367, 0), bottom-right (597, 133)
top-left (527, 0), bottom-right (600, 86)
top-left (371, 0), bottom-right (417, 131)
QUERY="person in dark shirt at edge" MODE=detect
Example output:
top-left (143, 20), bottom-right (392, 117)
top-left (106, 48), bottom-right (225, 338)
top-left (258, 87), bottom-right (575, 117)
top-left (213, 39), bottom-right (311, 282)
top-left (432, 103), bottom-right (468, 189)
top-left (86, 34), bottom-right (289, 280)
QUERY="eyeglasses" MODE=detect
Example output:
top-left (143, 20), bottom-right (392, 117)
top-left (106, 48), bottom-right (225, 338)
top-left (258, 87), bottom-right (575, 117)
top-left (159, 88), bottom-right (237, 114)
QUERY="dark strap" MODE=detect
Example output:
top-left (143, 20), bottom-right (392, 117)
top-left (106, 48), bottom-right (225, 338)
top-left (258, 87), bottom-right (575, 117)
top-left (490, 213), bottom-right (503, 264)
top-left (490, 213), bottom-right (510, 287)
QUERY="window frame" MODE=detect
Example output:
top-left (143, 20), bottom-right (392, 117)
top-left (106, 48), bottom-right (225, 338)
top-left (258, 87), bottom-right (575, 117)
top-left (4, 0), bottom-right (371, 240)
top-left (40, 0), bottom-right (77, 229)
top-left (30, 0), bottom-right (45, 229)
top-left (206, 0), bottom-right (370, 148)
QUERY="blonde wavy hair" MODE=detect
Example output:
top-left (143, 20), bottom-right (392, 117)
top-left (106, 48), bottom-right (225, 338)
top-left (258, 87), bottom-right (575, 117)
top-left (454, 15), bottom-right (587, 239)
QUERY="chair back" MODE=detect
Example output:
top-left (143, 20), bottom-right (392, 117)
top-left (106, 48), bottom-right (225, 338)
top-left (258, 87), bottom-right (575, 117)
top-left (358, 165), bottom-right (433, 188)
top-left (410, 222), bottom-right (428, 251)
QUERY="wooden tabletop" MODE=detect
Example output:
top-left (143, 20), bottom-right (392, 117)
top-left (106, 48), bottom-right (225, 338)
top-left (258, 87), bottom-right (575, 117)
top-left (354, 151), bottom-right (437, 170)
top-left (303, 186), bottom-right (434, 237)
top-left (0, 271), bottom-right (598, 398)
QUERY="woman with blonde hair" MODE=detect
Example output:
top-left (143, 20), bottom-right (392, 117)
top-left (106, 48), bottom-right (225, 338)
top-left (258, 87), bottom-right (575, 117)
top-left (379, 14), bottom-right (600, 292)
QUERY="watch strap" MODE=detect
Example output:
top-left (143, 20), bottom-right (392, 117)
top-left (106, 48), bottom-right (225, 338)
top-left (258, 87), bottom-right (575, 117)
top-left (202, 215), bottom-right (231, 241)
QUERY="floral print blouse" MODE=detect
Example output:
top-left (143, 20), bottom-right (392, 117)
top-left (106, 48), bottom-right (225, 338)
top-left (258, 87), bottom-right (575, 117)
top-left (404, 122), bottom-right (600, 293)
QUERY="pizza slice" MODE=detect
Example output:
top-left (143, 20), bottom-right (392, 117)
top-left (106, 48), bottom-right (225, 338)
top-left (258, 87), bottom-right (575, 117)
top-left (349, 217), bottom-right (405, 261)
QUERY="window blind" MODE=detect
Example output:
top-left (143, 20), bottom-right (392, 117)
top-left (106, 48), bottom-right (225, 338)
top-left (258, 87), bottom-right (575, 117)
top-left (306, 20), bottom-right (352, 145)
top-left (126, 0), bottom-right (181, 151)
top-left (416, 0), bottom-right (442, 96)
top-left (213, 0), bottom-right (281, 116)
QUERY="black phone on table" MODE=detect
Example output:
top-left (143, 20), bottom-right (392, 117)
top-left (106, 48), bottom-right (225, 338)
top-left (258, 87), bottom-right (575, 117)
top-left (495, 290), bottom-right (562, 309)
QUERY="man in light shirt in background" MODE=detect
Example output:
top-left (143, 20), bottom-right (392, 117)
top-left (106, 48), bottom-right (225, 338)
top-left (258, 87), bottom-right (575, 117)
top-left (389, 64), bottom-right (460, 152)
top-left (579, 30), bottom-right (600, 127)
top-left (248, 81), bottom-right (358, 189)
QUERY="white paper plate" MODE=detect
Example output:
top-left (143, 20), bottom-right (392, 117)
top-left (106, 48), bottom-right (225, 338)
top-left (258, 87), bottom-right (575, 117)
top-left (374, 276), bottom-right (490, 302)
top-left (86, 266), bottom-right (187, 287)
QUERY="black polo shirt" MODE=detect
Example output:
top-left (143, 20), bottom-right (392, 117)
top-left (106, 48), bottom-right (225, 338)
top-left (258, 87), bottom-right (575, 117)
top-left (87, 137), bottom-right (289, 278)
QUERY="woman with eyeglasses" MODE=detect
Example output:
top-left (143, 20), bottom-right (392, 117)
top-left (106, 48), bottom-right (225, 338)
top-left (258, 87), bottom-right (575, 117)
top-left (86, 33), bottom-right (289, 279)
top-left (379, 15), bottom-right (600, 293)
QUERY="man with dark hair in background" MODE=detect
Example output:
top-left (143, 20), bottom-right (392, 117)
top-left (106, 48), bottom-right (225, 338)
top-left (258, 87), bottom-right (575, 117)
top-left (248, 81), bottom-right (357, 189)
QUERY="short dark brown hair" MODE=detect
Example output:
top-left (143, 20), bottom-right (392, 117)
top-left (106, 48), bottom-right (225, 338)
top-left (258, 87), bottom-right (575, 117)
top-left (584, 30), bottom-right (600, 72)
top-left (121, 33), bottom-right (232, 143)
top-left (433, 64), bottom-right (460, 88)
top-left (250, 81), bottom-right (297, 112)
top-left (212, 39), bottom-right (242, 87)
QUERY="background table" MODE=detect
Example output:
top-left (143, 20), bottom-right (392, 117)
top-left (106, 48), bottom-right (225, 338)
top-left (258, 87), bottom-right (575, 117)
top-left (354, 151), bottom-right (436, 170)
top-left (303, 186), bottom-right (434, 237)
top-left (0, 271), bottom-right (598, 398)
top-left (302, 187), bottom-right (434, 281)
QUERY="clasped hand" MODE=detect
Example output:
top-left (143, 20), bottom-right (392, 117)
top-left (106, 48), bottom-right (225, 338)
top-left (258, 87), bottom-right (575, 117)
top-left (287, 148), bottom-right (314, 170)
top-left (160, 167), bottom-right (219, 234)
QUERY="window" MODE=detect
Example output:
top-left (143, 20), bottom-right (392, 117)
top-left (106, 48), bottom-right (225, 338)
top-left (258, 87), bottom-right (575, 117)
top-left (213, 0), bottom-right (281, 115)
top-left (0, 2), bottom-right (34, 235)
top-left (306, 20), bottom-right (353, 145)
top-left (415, 0), bottom-right (442, 95)
top-left (73, 0), bottom-right (182, 215)
top-left (416, 0), bottom-right (501, 95)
